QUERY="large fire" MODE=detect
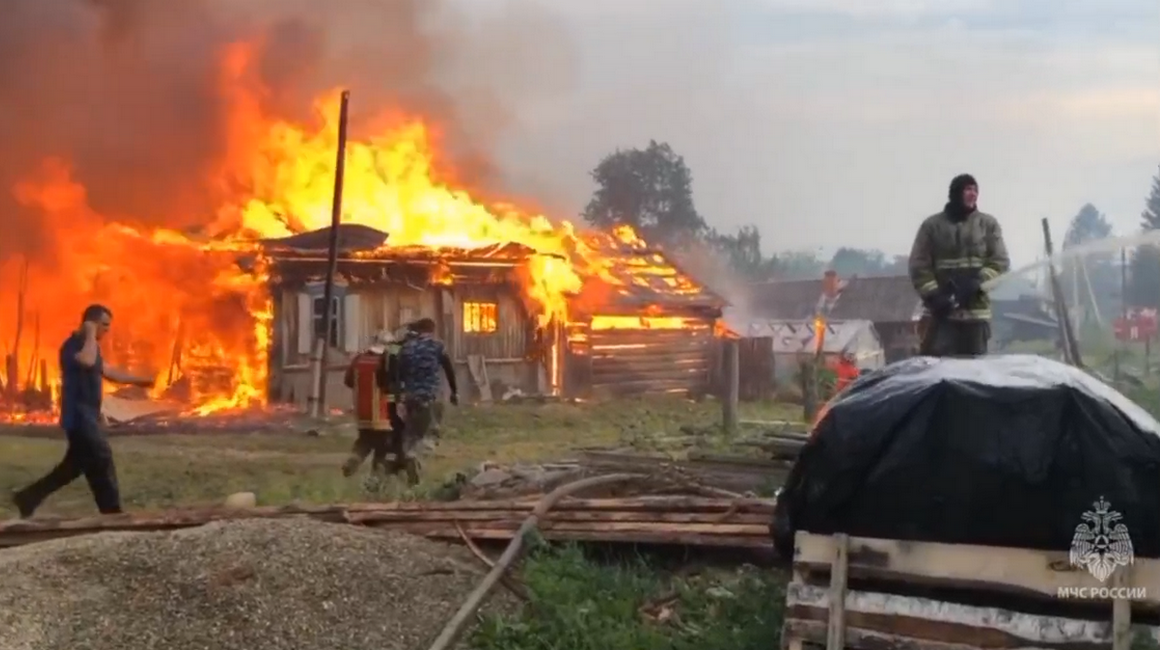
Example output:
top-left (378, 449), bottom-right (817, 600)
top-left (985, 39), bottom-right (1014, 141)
top-left (0, 40), bottom-right (698, 421)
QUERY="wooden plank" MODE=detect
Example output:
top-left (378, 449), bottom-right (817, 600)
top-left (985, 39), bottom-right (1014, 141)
top-left (0, 497), bottom-right (778, 547)
top-left (786, 581), bottom-right (1160, 649)
top-left (827, 533), bottom-right (850, 650)
top-left (589, 329), bottom-right (713, 345)
top-left (590, 370), bottom-right (708, 389)
top-left (795, 532), bottom-right (1160, 607)
top-left (1112, 567), bottom-right (1132, 650)
top-left (593, 343), bottom-right (709, 357)
top-left (588, 378), bottom-right (702, 394)
top-left (589, 357), bottom-right (709, 375)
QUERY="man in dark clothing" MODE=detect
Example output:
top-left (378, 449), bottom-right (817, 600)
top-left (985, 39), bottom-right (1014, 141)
top-left (392, 317), bottom-right (458, 485)
top-left (908, 174), bottom-right (1011, 357)
top-left (10, 304), bottom-right (155, 517)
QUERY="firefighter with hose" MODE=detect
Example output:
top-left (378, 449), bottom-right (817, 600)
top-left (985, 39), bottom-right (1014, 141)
top-left (908, 173), bottom-right (1011, 357)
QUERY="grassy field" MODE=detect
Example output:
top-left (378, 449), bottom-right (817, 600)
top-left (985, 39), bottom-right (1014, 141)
top-left (0, 397), bottom-right (801, 518)
top-left (473, 542), bottom-right (786, 650)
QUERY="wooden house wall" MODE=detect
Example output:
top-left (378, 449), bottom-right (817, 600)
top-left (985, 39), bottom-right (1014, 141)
top-left (564, 318), bottom-right (716, 397)
top-left (270, 278), bottom-right (541, 405)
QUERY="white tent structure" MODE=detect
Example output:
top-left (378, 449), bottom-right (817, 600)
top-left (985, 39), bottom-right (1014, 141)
top-left (735, 318), bottom-right (886, 382)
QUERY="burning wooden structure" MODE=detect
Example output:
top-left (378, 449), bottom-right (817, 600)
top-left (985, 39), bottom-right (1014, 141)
top-left (263, 224), bottom-right (726, 405)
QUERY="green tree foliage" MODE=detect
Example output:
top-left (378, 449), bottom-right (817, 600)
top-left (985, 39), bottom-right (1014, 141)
top-left (581, 140), bottom-right (909, 284)
top-left (582, 141), bottom-right (708, 247)
top-left (1130, 167), bottom-right (1160, 308)
top-left (705, 225), bottom-right (779, 281)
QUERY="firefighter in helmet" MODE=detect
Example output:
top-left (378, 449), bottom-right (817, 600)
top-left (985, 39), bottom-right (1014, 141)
top-left (908, 173), bottom-right (1011, 357)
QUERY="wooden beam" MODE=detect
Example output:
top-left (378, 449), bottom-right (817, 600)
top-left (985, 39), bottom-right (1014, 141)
top-left (795, 532), bottom-right (1160, 607)
top-left (827, 533), bottom-right (850, 650)
top-left (786, 582), bottom-right (1160, 650)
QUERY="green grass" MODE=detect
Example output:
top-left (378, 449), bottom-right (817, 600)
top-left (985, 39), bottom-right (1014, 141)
top-left (0, 397), bottom-right (801, 517)
top-left (471, 542), bottom-right (786, 650)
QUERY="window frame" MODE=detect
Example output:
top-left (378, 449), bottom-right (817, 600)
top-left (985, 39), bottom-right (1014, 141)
top-left (462, 300), bottom-right (499, 334)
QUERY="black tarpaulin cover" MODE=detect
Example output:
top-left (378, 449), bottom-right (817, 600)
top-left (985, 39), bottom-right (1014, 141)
top-left (771, 354), bottom-right (1160, 559)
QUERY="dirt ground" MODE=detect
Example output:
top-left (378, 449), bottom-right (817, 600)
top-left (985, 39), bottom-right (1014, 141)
top-left (0, 397), bottom-right (800, 518)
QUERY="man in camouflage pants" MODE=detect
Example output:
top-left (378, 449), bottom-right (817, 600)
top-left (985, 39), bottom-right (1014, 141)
top-left (908, 173), bottom-right (1011, 357)
top-left (393, 317), bottom-right (458, 484)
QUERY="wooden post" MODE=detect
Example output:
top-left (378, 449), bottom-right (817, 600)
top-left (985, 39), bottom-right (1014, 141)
top-left (1110, 567), bottom-right (1132, 650)
top-left (801, 357), bottom-right (818, 424)
top-left (8, 257), bottom-right (27, 398)
top-left (307, 337), bottom-right (324, 418)
top-left (1042, 219), bottom-right (1083, 367)
top-left (826, 533), bottom-right (850, 650)
top-left (1116, 248), bottom-right (1127, 381)
top-left (722, 338), bottom-right (739, 437)
top-left (313, 89), bottom-right (351, 418)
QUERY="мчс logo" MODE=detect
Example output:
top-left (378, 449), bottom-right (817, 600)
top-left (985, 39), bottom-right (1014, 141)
top-left (1069, 497), bottom-right (1134, 583)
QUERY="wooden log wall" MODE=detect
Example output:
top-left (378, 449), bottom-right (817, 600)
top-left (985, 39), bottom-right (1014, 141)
top-left (587, 322), bottom-right (715, 395)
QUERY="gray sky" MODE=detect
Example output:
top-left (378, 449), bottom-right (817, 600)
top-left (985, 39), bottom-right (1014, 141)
top-left (469, 0), bottom-right (1160, 266)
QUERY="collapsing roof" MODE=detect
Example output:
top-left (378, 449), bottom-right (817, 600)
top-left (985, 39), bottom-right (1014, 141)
top-left (259, 224), bottom-right (726, 315)
top-left (573, 230), bottom-right (725, 314)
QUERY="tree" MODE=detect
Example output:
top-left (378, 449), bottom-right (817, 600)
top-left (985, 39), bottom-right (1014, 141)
top-left (582, 141), bottom-right (708, 248)
top-left (707, 225), bottom-right (779, 281)
top-left (1130, 167), bottom-right (1160, 308)
top-left (774, 250), bottom-right (826, 280)
top-left (1063, 203), bottom-right (1114, 248)
top-left (829, 247), bottom-right (892, 277)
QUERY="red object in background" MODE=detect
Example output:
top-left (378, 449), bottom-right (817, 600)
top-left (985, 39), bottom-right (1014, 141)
top-left (351, 352), bottom-right (392, 431)
top-left (1113, 308), bottom-right (1158, 342)
top-left (835, 359), bottom-right (859, 392)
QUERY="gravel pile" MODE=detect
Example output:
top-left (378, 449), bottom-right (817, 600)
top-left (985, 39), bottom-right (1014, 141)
top-left (0, 519), bottom-right (493, 650)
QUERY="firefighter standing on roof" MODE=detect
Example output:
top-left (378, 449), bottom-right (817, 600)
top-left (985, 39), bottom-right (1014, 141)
top-left (908, 173), bottom-right (1011, 357)
top-left (393, 317), bottom-right (458, 485)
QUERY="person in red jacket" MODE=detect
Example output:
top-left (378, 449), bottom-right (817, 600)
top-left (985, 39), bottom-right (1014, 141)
top-left (834, 353), bottom-right (860, 393)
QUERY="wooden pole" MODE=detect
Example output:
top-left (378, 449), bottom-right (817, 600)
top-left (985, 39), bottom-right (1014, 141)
top-left (1116, 248), bottom-right (1128, 381)
top-left (801, 356), bottom-right (818, 424)
top-left (307, 337), bottom-right (324, 418)
top-left (9, 257), bottom-right (28, 398)
top-left (312, 89), bottom-right (351, 418)
top-left (723, 338), bottom-right (739, 437)
top-left (1042, 219), bottom-right (1083, 367)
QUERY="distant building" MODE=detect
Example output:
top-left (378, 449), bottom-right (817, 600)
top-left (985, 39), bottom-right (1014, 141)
top-left (744, 272), bottom-right (922, 362)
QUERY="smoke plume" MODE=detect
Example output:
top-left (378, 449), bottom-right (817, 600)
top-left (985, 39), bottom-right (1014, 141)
top-left (0, 0), bottom-right (577, 261)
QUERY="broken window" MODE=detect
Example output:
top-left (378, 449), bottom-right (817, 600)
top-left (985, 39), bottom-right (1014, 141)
top-left (312, 295), bottom-right (341, 347)
top-left (462, 301), bottom-right (498, 333)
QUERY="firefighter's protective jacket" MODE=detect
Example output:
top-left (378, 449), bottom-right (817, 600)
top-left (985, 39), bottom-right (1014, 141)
top-left (908, 210), bottom-right (1010, 321)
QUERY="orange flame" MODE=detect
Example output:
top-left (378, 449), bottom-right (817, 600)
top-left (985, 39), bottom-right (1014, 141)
top-left (0, 39), bottom-right (710, 421)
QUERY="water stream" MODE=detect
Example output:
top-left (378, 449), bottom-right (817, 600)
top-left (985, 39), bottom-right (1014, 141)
top-left (982, 230), bottom-right (1160, 292)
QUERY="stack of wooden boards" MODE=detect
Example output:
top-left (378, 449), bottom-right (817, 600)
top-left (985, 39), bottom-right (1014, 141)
top-left (785, 531), bottom-right (1160, 650)
top-left (0, 496), bottom-right (775, 550)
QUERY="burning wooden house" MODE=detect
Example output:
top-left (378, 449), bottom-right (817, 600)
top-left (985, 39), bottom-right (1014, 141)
top-left (263, 224), bottom-right (726, 405)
